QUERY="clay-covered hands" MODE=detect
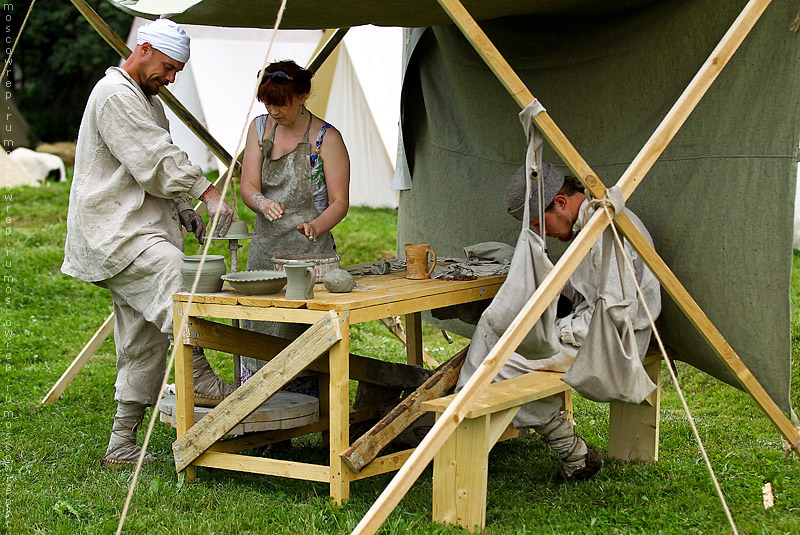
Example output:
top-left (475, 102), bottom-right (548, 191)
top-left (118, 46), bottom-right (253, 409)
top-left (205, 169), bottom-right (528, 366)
top-left (297, 221), bottom-right (318, 245)
top-left (262, 199), bottom-right (286, 222)
top-left (200, 186), bottom-right (234, 236)
top-left (179, 208), bottom-right (206, 240)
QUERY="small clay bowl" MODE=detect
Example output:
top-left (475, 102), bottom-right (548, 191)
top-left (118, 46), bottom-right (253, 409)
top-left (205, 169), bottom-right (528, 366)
top-left (221, 270), bottom-right (287, 295)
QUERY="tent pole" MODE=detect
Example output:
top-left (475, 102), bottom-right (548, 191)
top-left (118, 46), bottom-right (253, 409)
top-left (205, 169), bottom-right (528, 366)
top-left (307, 28), bottom-right (349, 73)
top-left (69, 0), bottom-right (239, 174)
top-left (41, 314), bottom-right (114, 404)
top-left (354, 0), bottom-right (795, 532)
top-left (438, 0), bottom-right (797, 447)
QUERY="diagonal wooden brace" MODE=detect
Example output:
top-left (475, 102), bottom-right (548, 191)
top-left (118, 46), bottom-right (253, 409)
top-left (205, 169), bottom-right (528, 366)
top-left (340, 346), bottom-right (468, 473)
top-left (173, 311), bottom-right (342, 473)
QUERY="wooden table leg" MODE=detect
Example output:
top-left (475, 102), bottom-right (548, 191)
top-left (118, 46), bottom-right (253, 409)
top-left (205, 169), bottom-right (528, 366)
top-left (329, 310), bottom-right (351, 504)
top-left (608, 358), bottom-right (661, 462)
top-left (405, 312), bottom-right (424, 367)
top-left (173, 301), bottom-right (196, 481)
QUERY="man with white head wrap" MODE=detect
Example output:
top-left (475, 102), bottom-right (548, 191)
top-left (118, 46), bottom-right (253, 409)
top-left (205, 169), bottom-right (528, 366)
top-left (62, 18), bottom-right (235, 467)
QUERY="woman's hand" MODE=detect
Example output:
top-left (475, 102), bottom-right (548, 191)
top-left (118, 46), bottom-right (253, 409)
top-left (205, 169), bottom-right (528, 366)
top-left (253, 193), bottom-right (285, 222)
top-left (297, 222), bottom-right (318, 244)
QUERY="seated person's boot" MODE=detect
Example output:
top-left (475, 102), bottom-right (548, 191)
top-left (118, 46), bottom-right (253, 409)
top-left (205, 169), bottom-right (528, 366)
top-left (534, 410), bottom-right (603, 481)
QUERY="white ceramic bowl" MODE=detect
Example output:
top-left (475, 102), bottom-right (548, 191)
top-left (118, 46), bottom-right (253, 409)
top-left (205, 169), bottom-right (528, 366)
top-left (221, 270), bottom-right (287, 295)
top-left (272, 253), bottom-right (340, 282)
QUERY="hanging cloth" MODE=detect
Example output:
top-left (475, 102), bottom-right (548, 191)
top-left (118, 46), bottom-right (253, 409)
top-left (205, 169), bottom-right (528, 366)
top-left (481, 99), bottom-right (559, 361)
top-left (562, 188), bottom-right (657, 404)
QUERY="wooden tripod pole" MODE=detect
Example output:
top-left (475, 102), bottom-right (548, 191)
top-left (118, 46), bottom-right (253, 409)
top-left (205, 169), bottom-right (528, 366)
top-left (354, 0), bottom-right (790, 532)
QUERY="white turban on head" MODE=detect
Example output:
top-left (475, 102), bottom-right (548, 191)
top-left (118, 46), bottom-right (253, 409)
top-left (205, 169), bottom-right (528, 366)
top-left (136, 18), bottom-right (190, 63)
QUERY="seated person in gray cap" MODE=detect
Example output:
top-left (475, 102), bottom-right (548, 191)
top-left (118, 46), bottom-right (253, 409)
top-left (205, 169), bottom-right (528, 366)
top-left (484, 163), bottom-right (661, 480)
top-left (62, 18), bottom-right (236, 467)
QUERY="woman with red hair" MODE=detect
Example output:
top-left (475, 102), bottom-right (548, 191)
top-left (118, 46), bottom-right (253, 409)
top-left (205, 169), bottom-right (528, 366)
top-left (239, 60), bottom-right (350, 383)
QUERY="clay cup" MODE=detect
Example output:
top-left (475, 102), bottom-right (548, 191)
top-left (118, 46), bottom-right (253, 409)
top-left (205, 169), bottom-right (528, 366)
top-left (405, 244), bottom-right (436, 280)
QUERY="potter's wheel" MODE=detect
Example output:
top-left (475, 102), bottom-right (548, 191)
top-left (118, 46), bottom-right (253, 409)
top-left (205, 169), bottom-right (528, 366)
top-left (159, 391), bottom-right (318, 435)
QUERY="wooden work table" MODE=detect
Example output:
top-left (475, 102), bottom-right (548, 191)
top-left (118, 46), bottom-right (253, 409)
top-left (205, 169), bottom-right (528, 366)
top-left (171, 269), bottom-right (504, 504)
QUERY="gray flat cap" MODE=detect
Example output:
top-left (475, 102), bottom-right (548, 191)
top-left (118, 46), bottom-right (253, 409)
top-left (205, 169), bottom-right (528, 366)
top-left (504, 163), bottom-right (566, 221)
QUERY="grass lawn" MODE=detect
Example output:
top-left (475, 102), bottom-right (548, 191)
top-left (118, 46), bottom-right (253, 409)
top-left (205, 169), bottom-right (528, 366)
top-left (3, 180), bottom-right (799, 534)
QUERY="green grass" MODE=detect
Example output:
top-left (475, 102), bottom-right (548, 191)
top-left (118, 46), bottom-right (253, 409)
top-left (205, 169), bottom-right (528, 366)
top-left (3, 181), bottom-right (800, 534)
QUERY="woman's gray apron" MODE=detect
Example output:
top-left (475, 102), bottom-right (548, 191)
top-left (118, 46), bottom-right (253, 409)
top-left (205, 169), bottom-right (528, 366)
top-left (241, 113), bottom-right (334, 387)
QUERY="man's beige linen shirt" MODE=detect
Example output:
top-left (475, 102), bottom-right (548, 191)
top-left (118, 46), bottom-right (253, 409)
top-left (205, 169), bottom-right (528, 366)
top-left (62, 67), bottom-right (211, 282)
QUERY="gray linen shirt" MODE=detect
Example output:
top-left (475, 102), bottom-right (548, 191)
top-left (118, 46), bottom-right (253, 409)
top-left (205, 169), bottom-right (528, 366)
top-left (62, 67), bottom-right (211, 282)
top-left (555, 199), bottom-right (662, 352)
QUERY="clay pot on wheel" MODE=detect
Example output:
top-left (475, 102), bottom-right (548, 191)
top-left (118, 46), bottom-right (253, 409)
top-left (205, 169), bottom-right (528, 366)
top-left (181, 255), bottom-right (226, 293)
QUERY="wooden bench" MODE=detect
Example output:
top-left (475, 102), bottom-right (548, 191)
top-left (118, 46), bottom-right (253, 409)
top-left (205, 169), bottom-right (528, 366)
top-left (421, 350), bottom-right (662, 532)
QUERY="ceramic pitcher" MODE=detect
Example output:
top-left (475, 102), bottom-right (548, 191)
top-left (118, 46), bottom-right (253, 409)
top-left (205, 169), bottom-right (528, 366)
top-left (285, 262), bottom-right (316, 300)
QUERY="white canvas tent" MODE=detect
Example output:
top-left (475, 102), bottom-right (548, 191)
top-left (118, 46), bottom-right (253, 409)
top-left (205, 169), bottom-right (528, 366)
top-left (126, 19), bottom-right (401, 208)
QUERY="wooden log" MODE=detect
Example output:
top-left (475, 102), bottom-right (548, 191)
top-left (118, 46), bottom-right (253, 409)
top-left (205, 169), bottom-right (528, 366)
top-left (340, 347), bottom-right (468, 473)
top-left (173, 311), bottom-right (341, 472)
top-left (41, 313), bottom-right (113, 404)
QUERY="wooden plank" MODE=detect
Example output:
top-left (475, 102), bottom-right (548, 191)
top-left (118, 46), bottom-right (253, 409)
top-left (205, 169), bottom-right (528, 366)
top-left (184, 303), bottom-right (325, 322)
top-left (341, 348), bottom-right (467, 473)
top-left (307, 275), bottom-right (506, 311)
top-left (173, 311), bottom-right (341, 472)
top-left (194, 451), bottom-right (329, 482)
top-left (41, 313), bottom-right (113, 404)
top-left (433, 415), bottom-right (490, 532)
top-left (486, 408), bottom-right (520, 449)
top-left (347, 284), bottom-right (502, 324)
top-left (405, 312), bottom-right (424, 367)
top-left (184, 316), bottom-right (415, 388)
top-left (351, 449), bottom-right (414, 481)
top-left (422, 371), bottom-right (570, 419)
top-left (173, 301), bottom-right (196, 482)
top-left (329, 311), bottom-right (352, 505)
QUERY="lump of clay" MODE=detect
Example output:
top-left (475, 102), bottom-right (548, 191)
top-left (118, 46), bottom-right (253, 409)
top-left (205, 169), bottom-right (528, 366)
top-left (323, 269), bottom-right (356, 293)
